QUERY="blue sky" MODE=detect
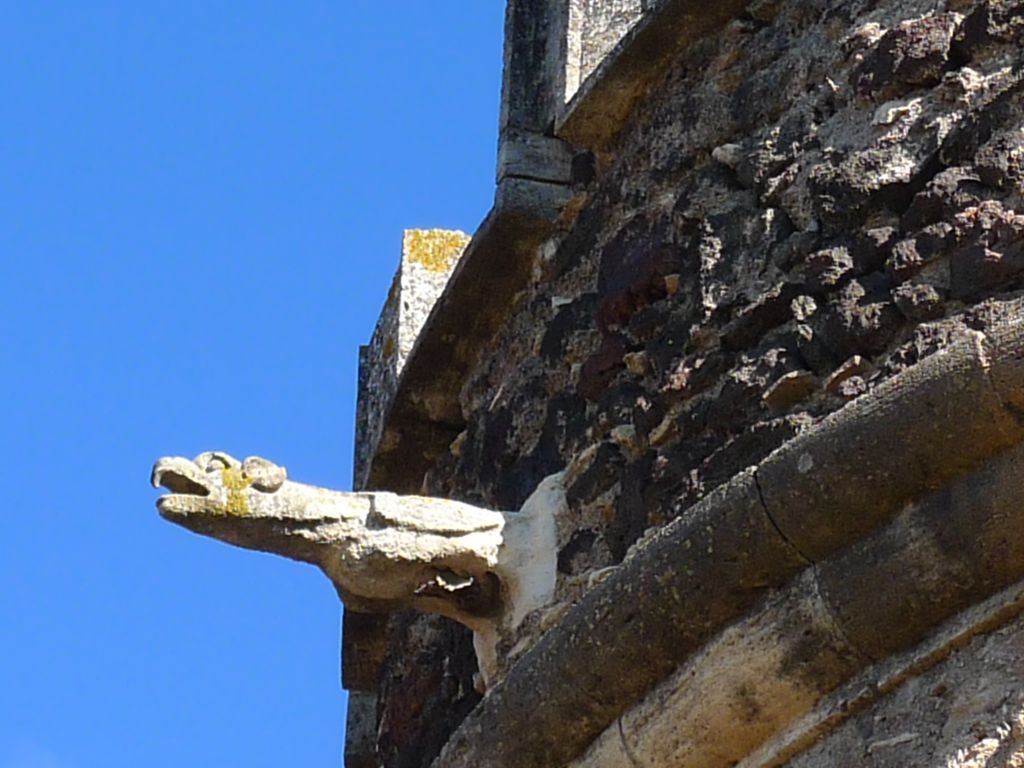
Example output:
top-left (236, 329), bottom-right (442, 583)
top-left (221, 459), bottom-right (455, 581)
top-left (0, 4), bottom-right (504, 766)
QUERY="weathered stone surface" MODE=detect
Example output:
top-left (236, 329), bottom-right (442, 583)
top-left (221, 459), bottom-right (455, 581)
top-left (577, 0), bottom-right (647, 85)
top-left (580, 578), bottom-right (1024, 768)
top-left (949, 200), bottom-right (1024, 299)
top-left (771, 586), bottom-right (1024, 768)
top-left (355, 229), bottom-right (469, 490)
top-left (823, 354), bottom-right (872, 393)
top-left (574, 571), bottom-right (863, 768)
top-left (342, 611), bottom-right (390, 691)
top-left (344, 692), bottom-right (380, 768)
top-left (982, 296), bottom-right (1024, 413)
top-left (499, 0), bottom-right (565, 134)
top-left (522, 437), bottom-right (1024, 768)
top-left (434, 308), bottom-right (1024, 767)
top-left (852, 14), bottom-right (960, 99)
top-left (893, 281), bottom-right (946, 320)
top-left (497, 130), bottom-right (574, 185)
top-left (757, 331), bottom-right (1024, 561)
top-left (434, 472), bottom-right (809, 768)
top-left (763, 369), bottom-right (820, 410)
top-left (557, 0), bottom-right (751, 150)
top-left (955, 0), bottom-right (1024, 56)
top-left (817, 441), bottom-right (1024, 662)
top-left (363, 205), bottom-right (567, 495)
top-left (376, 614), bottom-right (480, 768)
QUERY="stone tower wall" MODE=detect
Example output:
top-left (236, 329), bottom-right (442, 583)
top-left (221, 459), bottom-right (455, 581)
top-left (351, 1), bottom-right (1024, 766)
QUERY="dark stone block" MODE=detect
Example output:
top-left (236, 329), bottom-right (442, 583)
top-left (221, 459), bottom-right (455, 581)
top-left (698, 418), bottom-right (802, 492)
top-left (949, 200), bottom-right (1024, 300)
top-left (571, 151), bottom-right (598, 187)
top-left (901, 167), bottom-right (986, 231)
top-left (850, 227), bottom-right (897, 275)
top-left (645, 317), bottom-right (700, 379)
top-left (951, 243), bottom-right (1024, 300)
top-left (955, 0), bottom-right (1024, 59)
top-left (596, 215), bottom-right (689, 332)
top-left (376, 614), bottom-right (481, 768)
top-left (610, 453), bottom-right (656, 561)
top-left (817, 279), bottom-right (906, 359)
top-left (796, 247), bottom-right (855, 293)
top-left (893, 282), bottom-right (947, 321)
top-left (721, 282), bottom-right (803, 350)
top-left (853, 14), bottom-right (958, 99)
top-left (578, 334), bottom-right (628, 402)
top-left (539, 294), bottom-right (599, 361)
top-left (565, 443), bottom-right (625, 508)
top-left (557, 529), bottom-right (599, 575)
top-left (939, 75), bottom-right (1024, 167)
top-left (975, 127), bottom-right (1024, 191)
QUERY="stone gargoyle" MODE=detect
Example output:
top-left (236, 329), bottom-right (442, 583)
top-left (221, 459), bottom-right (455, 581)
top-left (151, 451), bottom-right (562, 684)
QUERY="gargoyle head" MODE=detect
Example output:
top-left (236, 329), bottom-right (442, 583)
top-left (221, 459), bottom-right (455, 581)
top-left (151, 451), bottom-right (352, 563)
top-left (152, 452), bottom-right (287, 513)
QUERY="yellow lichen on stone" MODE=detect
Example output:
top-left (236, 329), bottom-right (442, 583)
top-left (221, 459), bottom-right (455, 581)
top-left (222, 466), bottom-right (254, 517)
top-left (403, 229), bottom-right (470, 274)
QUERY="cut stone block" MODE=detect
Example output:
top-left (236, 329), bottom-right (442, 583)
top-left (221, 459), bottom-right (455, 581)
top-left (577, 0), bottom-right (648, 93)
top-left (354, 229), bottom-right (470, 490)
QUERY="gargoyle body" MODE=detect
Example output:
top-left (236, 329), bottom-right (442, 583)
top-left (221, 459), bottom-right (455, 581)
top-left (151, 452), bottom-right (562, 683)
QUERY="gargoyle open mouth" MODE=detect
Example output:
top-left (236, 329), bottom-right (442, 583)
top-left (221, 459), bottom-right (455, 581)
top-left (150, 457), bottom-right (212, 498)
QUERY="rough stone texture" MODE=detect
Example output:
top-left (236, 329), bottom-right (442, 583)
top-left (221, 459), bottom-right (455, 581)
top-left (558, 0), bottom-right (750, 150)
top-left (434, 349), bottom-right (1024, 768)
top-left (354, 229), bottom-right (469, 490)
top-left (578, 0), bottom-right (647, 84)
top-left (781, 613), bottom-right (1024, 768)
top-left (376, 614), bottom-right (482, 768)
top-left (344, 693), bottom-right (379, 768)
top-left (574, 570), bottom-right (864, 768)
top-left (361, 0), bottom-right (1024, 764)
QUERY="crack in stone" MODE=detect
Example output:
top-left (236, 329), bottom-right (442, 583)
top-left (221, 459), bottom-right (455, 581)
top-left (618, 717), bottom-right (644, 768)
top-left (753, 468), bottom-right (814, 566)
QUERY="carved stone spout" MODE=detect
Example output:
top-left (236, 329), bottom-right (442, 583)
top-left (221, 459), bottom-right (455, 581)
top-left (151, 451), bottom-right (562, 684)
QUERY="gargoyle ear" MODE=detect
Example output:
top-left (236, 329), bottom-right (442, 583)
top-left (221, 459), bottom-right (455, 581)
top-left (242, 456), bottom-right (287, 492)
top-left (194, 451), bottom-right (241, 472)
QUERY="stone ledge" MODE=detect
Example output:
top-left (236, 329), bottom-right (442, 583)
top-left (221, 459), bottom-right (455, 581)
top-left (556, 0), bottom-right (749, 151)
top-left (575, 532), bottom-right (1024, 768)
top-left (738, 581), bottom-right (1024, 768)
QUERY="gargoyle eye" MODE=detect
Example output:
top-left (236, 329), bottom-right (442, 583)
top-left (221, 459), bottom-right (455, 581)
top-left (194, 451), bottom-right (239, 472)
top-left (242, 456), bottom-right (287, 492)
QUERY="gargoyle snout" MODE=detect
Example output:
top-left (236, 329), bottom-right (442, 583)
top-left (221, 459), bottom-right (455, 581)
top-left (151, 456), bottom-right (213, 497)
top-left (151, 453), bottom-right (290, 525)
